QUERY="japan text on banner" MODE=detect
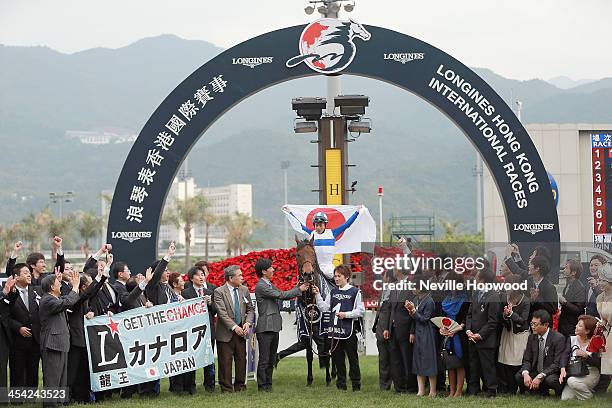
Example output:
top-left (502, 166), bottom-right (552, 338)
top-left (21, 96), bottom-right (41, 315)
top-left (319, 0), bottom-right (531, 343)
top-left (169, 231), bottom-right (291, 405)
top-left (84, 297), bottom-right (214, 392)
top-left (282, 204), bottom-right (376, 253)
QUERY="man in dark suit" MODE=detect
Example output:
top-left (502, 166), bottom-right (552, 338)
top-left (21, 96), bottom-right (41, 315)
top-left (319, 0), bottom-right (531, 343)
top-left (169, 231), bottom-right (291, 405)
top-left (111, 261), bottom-right (148, 309)
top-left (0, 276), bottom-right (17, 400)
top-left (373, 270), bottom-right (393, 391)
top-left (183, 263), bottom-right (218, 393)
top-left (515, 309), bottom-right (565, 396)
top-left (5, 238), bottom-right (65, 286)
top-left (119, 270), bottom-right (155, 398)
top-left (67, 271), bottom-right (107, 403)
top-left (504, 244), bottom-right (551, 280)
top-left (527, 256), bottom-right (558, 321)
top-left (558, 259), bottom-right (586, 337)
top-left (39, 272), bottom-right (80, 406)
top-left (8, 262), bottom-right (43, 388)
top-left (145, 242), bottom-right (176, 307)
top-left (254, 258), bottom-right (305, 391)
top-left (379, 268), bottom-right (417, 393)
top-left (214, 265), bottom-right (255, 392)
top-left (466, 268), bottom-right (501, 397)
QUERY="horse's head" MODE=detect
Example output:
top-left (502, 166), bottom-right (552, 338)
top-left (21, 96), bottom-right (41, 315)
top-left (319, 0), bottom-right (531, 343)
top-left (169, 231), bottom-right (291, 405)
top-left (295, 235), bottom-right (318, 284)
top-left (348, 18), bottom-right (371, 41)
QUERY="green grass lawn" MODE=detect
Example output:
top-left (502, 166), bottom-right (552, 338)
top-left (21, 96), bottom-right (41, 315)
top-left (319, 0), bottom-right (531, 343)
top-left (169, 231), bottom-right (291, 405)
top-left (84, 356), bottom-right (611, 408)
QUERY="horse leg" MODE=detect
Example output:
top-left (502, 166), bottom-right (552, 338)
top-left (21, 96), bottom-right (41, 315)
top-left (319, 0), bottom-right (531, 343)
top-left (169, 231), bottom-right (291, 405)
top-left (306, 344), bottom-right (314, 386)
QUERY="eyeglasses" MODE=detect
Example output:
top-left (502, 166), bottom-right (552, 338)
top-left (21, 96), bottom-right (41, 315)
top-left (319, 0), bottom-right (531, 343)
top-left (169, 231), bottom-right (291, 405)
top-left (530, 321), bottom-right (541, 327)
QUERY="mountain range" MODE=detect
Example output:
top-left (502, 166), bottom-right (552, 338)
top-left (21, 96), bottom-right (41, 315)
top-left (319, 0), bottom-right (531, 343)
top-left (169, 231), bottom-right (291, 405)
top-left (1, 34), bottom-right (611, 248)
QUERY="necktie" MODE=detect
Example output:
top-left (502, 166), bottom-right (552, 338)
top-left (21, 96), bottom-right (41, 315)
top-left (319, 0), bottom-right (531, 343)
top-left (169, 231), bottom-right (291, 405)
top-left (164, 283), bottom-right (173, 303)
top-left (537, 336), bottom-right (545, 372)
top-left (21, 288), bottom-right (29, 311)
top-left (233, 288), bottom-right (241, 325)
top-left (105, 282), bottom-right (116, 303)
top-left (477, 290), bottom-right (484, 303)
top-left (199, 287), bottom-right (204, 297)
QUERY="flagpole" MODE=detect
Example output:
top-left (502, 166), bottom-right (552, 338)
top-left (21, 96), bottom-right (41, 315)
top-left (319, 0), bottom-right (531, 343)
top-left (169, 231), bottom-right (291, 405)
top-left (377, 185), bottom-right (383, 242)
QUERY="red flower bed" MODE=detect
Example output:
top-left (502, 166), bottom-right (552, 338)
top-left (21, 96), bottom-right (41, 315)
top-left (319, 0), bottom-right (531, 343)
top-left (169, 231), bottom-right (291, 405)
top-left (206, 246), bottom-right (429, 295)
top-left (207, 249), bottom-right (300, 292)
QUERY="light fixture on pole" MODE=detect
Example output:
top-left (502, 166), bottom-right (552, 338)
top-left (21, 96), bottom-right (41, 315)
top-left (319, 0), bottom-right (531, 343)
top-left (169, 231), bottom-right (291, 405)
top-left (49, 191), bottom-right (74, 219)
top-left (377, 185), bottom-right (384, 242)
top-left (292, 97), bottom-right (326, 134)
top-left (281, 160), bottom-right (290, 248)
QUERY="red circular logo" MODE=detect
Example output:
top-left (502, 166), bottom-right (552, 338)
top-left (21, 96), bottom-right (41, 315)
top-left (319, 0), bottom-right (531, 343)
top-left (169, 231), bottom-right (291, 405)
top-left (442, 317), bottom-right (452, 328)
top-left (305, 208), bottom-right (347, 240)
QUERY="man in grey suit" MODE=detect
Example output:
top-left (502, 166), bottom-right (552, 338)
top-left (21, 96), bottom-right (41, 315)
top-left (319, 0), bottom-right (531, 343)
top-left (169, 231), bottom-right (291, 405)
top-left (214, 265), bottom-right (255, 392)
top-left (254, 258), bottom-right (307, 391)
top-left (39, 270), bottom-right (80, 405)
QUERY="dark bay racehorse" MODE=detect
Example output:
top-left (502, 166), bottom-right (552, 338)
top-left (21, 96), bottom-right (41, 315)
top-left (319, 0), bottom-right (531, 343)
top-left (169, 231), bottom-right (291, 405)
top-left (276, 236), bottom-right (336, 386)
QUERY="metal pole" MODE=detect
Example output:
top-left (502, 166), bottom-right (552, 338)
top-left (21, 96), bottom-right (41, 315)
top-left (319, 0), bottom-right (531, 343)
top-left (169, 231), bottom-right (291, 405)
top-left (284, 168), bottom-right (288, 248)
top-left (322, 1), bottom-right (341, 141)
top-left (377, 185), bottom-right (384, 242)
top-left (379, 195), bottom-right (383, 242)
top-left (475, 153), bottom-right (482, 233)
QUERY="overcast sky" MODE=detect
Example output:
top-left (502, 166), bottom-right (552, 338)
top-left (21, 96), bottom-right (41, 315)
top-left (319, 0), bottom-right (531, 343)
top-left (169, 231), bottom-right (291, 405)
top-left (1, 0), bottom-right (609, 81)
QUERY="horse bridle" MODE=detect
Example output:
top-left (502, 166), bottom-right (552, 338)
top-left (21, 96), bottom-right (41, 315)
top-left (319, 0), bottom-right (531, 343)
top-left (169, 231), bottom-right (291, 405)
top-left (297, 254), bottom-right (341, 355)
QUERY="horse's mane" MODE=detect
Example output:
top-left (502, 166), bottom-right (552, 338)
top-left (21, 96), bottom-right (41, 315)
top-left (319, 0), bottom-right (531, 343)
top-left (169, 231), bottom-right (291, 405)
top-left (296, 239), bottom-right (313, 252)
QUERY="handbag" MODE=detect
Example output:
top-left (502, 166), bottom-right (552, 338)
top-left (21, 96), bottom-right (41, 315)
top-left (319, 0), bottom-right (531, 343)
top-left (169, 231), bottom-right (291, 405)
top-left (440, 338), bottom-right (462, 370)
top-left (566, 345), bottom-right (589, 378)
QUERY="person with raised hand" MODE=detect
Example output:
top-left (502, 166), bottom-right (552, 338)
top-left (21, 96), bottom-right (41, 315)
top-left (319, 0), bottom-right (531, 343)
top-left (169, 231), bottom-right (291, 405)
top-left (39, 270), bottom-right (80, 403)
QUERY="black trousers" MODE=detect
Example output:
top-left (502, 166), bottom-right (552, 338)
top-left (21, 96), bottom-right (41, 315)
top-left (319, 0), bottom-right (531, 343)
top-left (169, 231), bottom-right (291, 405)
top-left (9, 344), bottom-right (40, 387)
top-left (467, 344), bottom-right (498, 395)
top-left (389, 333), bottom-right (416, 392)
top-left (257, 331), bottom-right (279, 390)
top-left (376, 338), bottom-right (392, 390)
top-left (169, 373), bottom-right (191, 393)
top-left (67, 346), bottom-right (90, 402)
top-left (184, 363), bottom-right (215, 393)
top-left (515, 370), bottom-right (562, 396)
top-left (0, 331), bottom-right (8, 403)
top-left (497, 362), bottom-right (520, 394)
top-left (332, 333), bottom-right (360, 390)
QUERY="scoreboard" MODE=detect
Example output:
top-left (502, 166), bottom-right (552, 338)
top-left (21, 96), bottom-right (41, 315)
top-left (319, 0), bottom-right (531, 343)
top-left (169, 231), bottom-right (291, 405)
top-left (592, 133), bottom-right (612, 244)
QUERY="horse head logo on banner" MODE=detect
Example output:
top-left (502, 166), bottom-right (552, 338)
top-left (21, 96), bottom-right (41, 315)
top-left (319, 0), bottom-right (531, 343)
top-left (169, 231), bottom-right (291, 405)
top-left (286, 18), bottom-right (371, 74)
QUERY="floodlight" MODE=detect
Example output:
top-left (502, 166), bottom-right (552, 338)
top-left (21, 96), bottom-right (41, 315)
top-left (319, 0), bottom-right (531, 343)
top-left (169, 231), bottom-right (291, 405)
top-left (334, 94), bottom-right (369, 118)
top-left (348, 118), bottom-right (372, 133)
top-left (291, 97), bottom-right (327, 121)
top-left (294, 120), bottom-right (318, 133)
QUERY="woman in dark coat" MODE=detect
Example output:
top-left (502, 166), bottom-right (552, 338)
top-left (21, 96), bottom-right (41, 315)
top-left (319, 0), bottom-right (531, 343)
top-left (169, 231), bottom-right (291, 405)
top-left (407, 276), bottom-right (438, 396)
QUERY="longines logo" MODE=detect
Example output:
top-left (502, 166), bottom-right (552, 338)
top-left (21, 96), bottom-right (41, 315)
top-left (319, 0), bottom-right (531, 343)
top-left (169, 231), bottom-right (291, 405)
top-left (232, 57), bottom-right (273, 68)
top-left (111, 231), bottom-right (152, 243)
top-left (513, 223), bottom-right (555, 235)
top-left (383, 52), bottom-right (425, 64)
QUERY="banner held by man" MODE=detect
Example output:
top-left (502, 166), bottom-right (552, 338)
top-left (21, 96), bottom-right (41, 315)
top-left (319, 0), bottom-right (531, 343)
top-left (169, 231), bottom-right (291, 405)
top-left (85, 297), bottom-right (214, 392)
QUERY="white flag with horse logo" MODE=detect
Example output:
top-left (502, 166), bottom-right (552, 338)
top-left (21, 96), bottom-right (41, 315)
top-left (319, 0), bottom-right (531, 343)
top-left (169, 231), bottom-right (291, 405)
top-left (282, 204), bottom-right (376, 253)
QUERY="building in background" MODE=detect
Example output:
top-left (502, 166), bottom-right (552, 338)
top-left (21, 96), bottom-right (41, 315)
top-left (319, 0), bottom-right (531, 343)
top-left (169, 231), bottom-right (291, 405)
top-left (102, 179), bottom-right (253, 255)
top-left (484, 123), bottom-right (612, 245)
top-left (65, 130), bottom-right (137, 145)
